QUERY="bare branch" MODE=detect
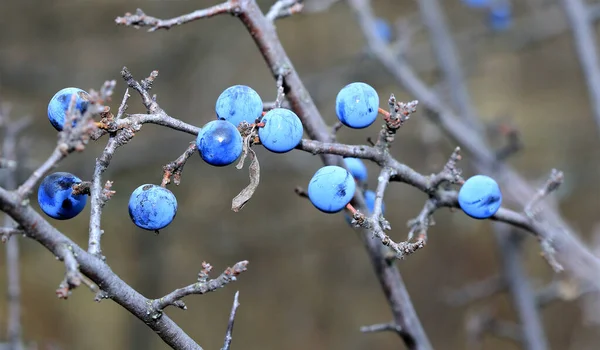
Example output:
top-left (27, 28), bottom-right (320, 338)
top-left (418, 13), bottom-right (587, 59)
top-left (525, 169), bottom-right (564, 219)
top-left (417, 0), bottom-right (481, 130)
top-left (150, 261), bottom-right (248, 315)
top-left (162, 142), bottom-right (198, 187)
top-left (347, 0), bottom-right (600, 292)
top-left (0, 227), bottom-right (23, 243)
top-left (115, 4), bottom-right (234, 32)
top-left (1, 104), bottom-right (29, 350)
top-left (0, 187), bottom-right (206, 350)
top-left (562, 0), bottom-right (600, 135)
top-left (221, 291), bottom-right (240, 350)
top-left (494, 225), bottom-right (549, 350)
top-left (55, 244), bottom-right (83, 299)
top-left (360, 322), bottom-right (402, 334)
top-left (266, 0), bottom-right (304, 21)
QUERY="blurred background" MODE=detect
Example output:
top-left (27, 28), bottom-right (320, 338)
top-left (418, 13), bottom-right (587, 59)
top-left (1, 0), bottom-right (600, 349)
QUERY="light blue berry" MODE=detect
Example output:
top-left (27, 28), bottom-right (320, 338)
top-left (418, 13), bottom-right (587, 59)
top-left (215, 85), bottom-right (263, 127)
top-left (461, 0), bottom-right (491, 8)
top-left (488, 2), bottom-right (512, 32)
top-left (37, 172), bottom-right (87, 220)
top-left (344, 189), bottom-right (385, 224)
top-left (335, 82), bottom-right (380, 129)
top-left (47, 87), bottom-right (90, 131)
top-left (343, 157), bottom-right (368, 182)
top-left (196, 120), bottom-right (243, 166)
top-left (128, 184), bottom-right (177, 231)
top-left (458, 175), bottom-right (502, 219)
top-left (308, 165), bottom-right (356, 213)
top-left (374, 18), bottom-right (393, 43)
top-left (258, 108), bottom-right (304, 153)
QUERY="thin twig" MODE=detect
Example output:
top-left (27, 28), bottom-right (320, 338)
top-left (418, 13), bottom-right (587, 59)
top-left (266, 0), bottom-right (304, 21)
top-left (221, 291), bottom-right (241, 350)
top-left (115, 4), bottom-right (234, 32)
top-left (150, 261), bottom-right (248, 315)
top-left (360, 322), bottom-right (402, 334)
top-left (89, 79), bottom-right (145, 257)
top-left (162, 142), bottom-right (198, 187)
top-left (494, 224), bottom-right (549, 350)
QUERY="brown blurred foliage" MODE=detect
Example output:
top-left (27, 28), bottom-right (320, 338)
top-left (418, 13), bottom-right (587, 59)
top-left (1, 0), bottom-right (600, 349)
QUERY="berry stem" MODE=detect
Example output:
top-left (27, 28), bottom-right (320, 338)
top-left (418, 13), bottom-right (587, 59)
top-left (378, 107), bottom-right (390, 118)
top-left (346, 203), bottom-right (358, 215)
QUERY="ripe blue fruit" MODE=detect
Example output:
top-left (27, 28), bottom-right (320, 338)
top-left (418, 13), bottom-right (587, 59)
top-left (196, 120), bottom-right (243, 166)
top-left (335, 82), bottom-right (380, 129)
top-left (343, 157), bottom-right (368, 182)
top-left (128, 184), bottom-right (177, 231)
top-left (488, 2), bottom-right (512, 32)
top-left (308, 165), bottom-right (356, 213)
top-left (374, 18), bottom-right (393, 43)
top-left (458, 175), bottom-right (502, 219)
top-left (37, 172), bottom-right (87, 220)
top-left (47, 87), bottom-right (90, 131)
top-left (215, 85), bottom-right (263, 127)
top-left (461, 0), bottom-right (491, 8)
top-left (258, 108), bottom-right (304, 153)
top-left (344, 189), bottom-right (385, 224)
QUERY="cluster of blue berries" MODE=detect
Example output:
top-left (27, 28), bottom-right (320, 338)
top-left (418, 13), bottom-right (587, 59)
top-left (39, 84), bottom-right (305, 231)
top-left (38, 81), bottom-right (503, 233)
top-left (198, 85), bottom-right (304, 166)
top-left (307, 82), bottom-right (503, 221)
top-left (307, 82), bottom-right (381, 214)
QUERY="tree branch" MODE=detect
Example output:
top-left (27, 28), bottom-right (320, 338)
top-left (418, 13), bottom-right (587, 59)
top-left (347, 0), bottom-right (600, 291)
top-left (1, 104), bottom-right (30, 350)
top-left (221, 291), bottom-right (240, 350)
top-left (150, 261), bottom-right (248, 314)
top-left (562, 0), bottom-right (600, 135)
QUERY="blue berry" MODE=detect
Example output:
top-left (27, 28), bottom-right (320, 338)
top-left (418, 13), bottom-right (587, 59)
top-left (258, 108), bottom-right (304, 153)
top-left (343, 158), bottom-right (368, 182)
top-left (196, 120), bottom-right (243, 166)
top-left (335, 82), bottom-right (380, 129)
top-left (128, 184), bottom-right (177, 231)
top-left (458, 175), bottom-right (502, 219)
top-left (461, 0), bottom-right (491, 8)
top-left (37, 172), bottom-right (87, 220)
top-left (215, 85), bottom-right (263, 127)
top-left (374, 18), bottom-right (393, 43)
top-left (308, 166), bottom-right (356, 213)
top-left (47, 87), bottom-right (90, 131)
top-left (344, 189), bottom-right (385, 224)
top-left (488, 2), bottom-right (512, 32)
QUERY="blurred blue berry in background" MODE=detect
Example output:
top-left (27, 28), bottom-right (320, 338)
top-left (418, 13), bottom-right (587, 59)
top-left (374, 17), bottom-right (393, 43)
top-left (488, 1), bottom-right (512, 32)
top-left (461, 0), bottom-right (492, 8)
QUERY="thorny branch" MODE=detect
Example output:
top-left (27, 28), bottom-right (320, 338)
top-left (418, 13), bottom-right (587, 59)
top-left (162, 142), bottom-right (198, 187)
top-left (150, 261), bottom-right (248, 315)
top-left (346, 0), bottom-right (600, 294)
top-left (88, 88), bottom-right (133, 257)
top-left (0, 71), bottom-right (249, 350)
top-left (3, 0), bottom-right (599, 350)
